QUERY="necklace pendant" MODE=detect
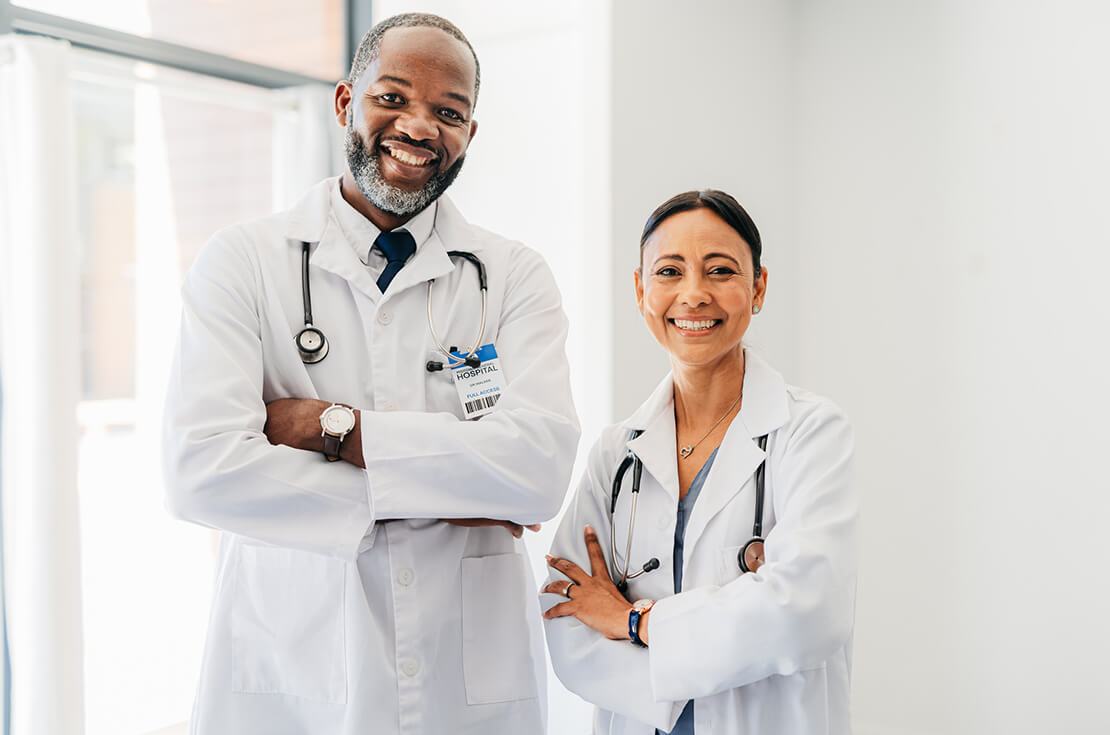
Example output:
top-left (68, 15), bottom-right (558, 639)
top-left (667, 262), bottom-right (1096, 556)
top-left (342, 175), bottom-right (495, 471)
top-left (679, 445), bottom-right (694, 459)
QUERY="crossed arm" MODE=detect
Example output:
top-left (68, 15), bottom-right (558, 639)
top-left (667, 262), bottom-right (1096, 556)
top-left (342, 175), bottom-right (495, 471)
top-left (263, 397), bottom-right (541, 538)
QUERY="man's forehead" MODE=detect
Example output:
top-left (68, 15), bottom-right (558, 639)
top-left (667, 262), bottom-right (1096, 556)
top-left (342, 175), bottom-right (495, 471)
top-left (372, 26), bottom-right (476, 89)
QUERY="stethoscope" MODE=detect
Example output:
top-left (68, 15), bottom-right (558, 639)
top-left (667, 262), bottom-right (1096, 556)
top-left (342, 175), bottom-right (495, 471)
top-left (294, 241), bottom-right (489, 371)
top-left (609, 432), bottom-right (770, 594)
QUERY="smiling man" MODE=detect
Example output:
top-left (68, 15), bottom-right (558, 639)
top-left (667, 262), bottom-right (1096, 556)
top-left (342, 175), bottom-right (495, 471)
top-left (162, 13), bottom-right (579, 735)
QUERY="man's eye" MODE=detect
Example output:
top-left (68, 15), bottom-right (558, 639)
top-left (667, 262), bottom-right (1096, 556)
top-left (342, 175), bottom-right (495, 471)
top-left (378, 93), bottom-right (404, 104)
top-left (439, 108), bottom-right (464, 122)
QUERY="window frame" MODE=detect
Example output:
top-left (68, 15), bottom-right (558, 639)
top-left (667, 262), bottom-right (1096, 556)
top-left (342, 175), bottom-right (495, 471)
top-left (0, 0), bottom-right (369, 88)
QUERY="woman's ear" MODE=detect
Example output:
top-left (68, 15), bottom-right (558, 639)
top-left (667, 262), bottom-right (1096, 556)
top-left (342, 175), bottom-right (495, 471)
top-left (633, 267), bottom-right (645, 314)
top-left (753, 266), bottom-right (769, 312)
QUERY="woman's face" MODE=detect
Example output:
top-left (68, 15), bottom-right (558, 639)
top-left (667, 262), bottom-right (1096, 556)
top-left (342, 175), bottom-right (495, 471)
top-left (635, 208), bottom-right (768, 369)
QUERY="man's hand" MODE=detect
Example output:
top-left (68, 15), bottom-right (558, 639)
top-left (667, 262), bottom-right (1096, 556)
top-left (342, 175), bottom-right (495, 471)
top-left (444, 519), bottom-right (541, 538)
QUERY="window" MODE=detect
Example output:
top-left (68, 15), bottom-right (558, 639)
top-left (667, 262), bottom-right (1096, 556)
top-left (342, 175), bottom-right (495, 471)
top-left (71, 52), bottom-right (287, 735)
top-left (13, 0), bottom-right (346, 80)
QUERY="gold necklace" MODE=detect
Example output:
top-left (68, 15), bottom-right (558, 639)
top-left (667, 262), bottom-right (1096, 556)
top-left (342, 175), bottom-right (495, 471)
top-left (678, 389), bottom-right (743, 460)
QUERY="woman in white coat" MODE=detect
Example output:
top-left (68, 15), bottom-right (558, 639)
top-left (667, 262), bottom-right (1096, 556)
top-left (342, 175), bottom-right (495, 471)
top-left (542, 190), bottom-right (857, 735)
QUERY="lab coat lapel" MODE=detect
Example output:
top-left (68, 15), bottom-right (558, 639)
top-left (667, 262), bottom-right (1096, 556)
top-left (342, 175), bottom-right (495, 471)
top-left (680, 350), bottom-right (791, 562)
top-left (625, 375), bottom-right (680, 504)
top-left (376, 197), bottom-right (466, 302)
top-left (283, 179), bottom-right (381, 302)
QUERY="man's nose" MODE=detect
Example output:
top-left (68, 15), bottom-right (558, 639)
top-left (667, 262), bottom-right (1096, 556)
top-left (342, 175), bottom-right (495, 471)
top-left (395, 110), bottom-right (439, 142)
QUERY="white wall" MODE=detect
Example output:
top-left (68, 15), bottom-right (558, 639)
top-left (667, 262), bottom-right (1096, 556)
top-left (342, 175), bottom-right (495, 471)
top-left (609, 0), bottom-right (799, 419)
top-left (794, 1), bottom-right (1110, 733)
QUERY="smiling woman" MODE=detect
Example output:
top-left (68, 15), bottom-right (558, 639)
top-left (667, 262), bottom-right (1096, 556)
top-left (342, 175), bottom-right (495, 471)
top-left (542, 189), bottom-right (858, 735)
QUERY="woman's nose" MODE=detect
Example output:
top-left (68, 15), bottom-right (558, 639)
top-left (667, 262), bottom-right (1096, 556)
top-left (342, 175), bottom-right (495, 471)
top-left (678, 275), bottom-right (711, 307)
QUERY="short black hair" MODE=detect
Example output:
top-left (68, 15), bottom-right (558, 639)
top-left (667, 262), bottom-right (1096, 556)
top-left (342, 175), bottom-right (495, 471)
top-left (640, 189), bottom-right (762, 277)
top-left (348, 13), bottom-right (481, 102)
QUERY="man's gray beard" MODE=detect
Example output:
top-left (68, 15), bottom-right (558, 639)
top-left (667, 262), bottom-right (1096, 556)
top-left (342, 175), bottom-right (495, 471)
top-left (345, 125), bottom-right (464, 217)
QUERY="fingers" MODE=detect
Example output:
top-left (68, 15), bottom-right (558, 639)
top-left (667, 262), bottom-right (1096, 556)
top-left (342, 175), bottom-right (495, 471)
top-left (525, 523), bottom-right (541, 533)
top-left (545, 554), bottom-right (588, 584)
top-left (583, 525), bottom-right (612, 581)
top-left (543, 600), bottom-right (576, 620)
top-left (540, 580), bottom-right (574, 596)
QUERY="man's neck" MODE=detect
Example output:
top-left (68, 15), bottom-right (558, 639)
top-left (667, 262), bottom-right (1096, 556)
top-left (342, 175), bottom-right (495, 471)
top-left (339, 172), bottom-right (411, 232)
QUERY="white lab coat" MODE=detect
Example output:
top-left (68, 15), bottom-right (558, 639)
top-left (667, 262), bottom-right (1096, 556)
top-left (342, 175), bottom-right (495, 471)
top-left (542, 350), bottom-right (856, 735)
top-left (162, 177), bottom-right (580, 735)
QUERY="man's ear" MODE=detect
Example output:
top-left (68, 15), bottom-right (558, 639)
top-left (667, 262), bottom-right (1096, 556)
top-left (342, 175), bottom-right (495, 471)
top-left (334, 80), bottom-right (353, 127)
top-left (468, 118), bottom-right (479, 144)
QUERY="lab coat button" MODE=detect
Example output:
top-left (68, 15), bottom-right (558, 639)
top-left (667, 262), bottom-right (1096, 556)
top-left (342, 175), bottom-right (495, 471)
top-left (377, 309), bottom-right (392, 325)
top-left (397, 567), bottom-right (415, 587)
top-left (401, 659), bottom-right (420, 677)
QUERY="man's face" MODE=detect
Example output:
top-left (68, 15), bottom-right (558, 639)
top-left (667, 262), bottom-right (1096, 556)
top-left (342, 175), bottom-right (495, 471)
top-left (339, 26), bottom-right (478, 217)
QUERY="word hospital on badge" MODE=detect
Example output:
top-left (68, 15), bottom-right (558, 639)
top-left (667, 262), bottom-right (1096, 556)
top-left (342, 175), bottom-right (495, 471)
top-left (451, 344), bottom-right (505, 419)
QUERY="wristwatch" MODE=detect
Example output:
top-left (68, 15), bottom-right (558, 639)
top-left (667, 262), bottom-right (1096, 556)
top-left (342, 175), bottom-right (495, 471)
top-left (319, 404), bottom-right (356, 462)
top-left (628, 598), bottom-right (655, 647)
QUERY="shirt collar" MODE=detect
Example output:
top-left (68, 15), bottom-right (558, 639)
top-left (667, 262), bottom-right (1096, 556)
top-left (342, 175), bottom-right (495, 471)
top-left (329, 177), bottom-right (438, 263)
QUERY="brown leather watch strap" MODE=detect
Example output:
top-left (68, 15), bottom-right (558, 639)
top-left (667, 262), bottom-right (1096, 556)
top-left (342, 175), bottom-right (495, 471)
top-left (322, 432), bottom-right (344, 462)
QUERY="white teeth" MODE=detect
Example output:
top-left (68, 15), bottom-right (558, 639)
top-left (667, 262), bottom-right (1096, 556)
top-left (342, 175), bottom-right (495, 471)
top-left (385, 146), bottom-right (435, 167)
top-left (674, 319), bottom-right (718, 331)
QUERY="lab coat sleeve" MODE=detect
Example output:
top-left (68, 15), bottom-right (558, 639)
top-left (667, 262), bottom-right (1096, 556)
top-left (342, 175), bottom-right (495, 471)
top-left (541, 430), bottom-right (687, 733)
top-left (646, 400), bottom-right (857, 701)
top-left (360, 246), bottom-right (580, 524)
top-left (162, 230), bottom-right (373, 560)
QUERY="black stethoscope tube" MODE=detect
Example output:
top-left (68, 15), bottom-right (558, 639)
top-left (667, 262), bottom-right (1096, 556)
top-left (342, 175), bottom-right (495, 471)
top-left (301, 241), bottom-right (313, 326)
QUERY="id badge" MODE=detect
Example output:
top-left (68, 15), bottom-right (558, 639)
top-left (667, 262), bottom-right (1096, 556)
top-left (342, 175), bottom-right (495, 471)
top-left (450, 343), bottom-right (505, 419)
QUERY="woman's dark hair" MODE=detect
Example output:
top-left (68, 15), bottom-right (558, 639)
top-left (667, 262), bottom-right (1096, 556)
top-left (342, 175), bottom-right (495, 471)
top-left (639, 189), bottom-right (762, 278)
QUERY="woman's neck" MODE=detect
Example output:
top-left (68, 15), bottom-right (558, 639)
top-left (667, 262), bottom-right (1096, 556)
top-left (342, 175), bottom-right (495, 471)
top-left (672, 347), bottom-right (746, 431)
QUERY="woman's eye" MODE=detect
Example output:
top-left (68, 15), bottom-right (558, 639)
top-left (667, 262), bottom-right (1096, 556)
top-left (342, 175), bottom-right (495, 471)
top-left (709, 267), bottom-right (737, 276)
top-left (655, 267), bottom-right (681, 277)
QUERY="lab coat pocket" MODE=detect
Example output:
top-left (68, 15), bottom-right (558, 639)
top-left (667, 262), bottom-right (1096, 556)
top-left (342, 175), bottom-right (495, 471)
top-left (460, 553), bottom-right (539, 705)
top-left (231, 544), bottom-right (347, 704)
top-left (720, 545), bottom-right (745, 584)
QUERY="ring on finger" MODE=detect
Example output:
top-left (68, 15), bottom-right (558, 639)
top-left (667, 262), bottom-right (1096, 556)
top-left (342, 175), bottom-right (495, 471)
top-left (564, 581), bottom-right (578, 598)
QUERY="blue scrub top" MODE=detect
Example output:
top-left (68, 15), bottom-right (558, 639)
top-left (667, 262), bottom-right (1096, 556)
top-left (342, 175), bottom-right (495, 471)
top-left (656, 448), bottom-right (718, 735)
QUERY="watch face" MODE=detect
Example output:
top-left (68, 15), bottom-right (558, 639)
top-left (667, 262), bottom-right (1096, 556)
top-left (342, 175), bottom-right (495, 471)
top-left (322, 407), bottom-right (354, 434)
top-left (632, 599), bottom-right (654, 612)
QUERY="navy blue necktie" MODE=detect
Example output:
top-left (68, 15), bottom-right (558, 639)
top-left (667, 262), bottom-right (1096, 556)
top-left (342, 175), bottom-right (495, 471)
top-left (375, 229), bottom-right (416, 294)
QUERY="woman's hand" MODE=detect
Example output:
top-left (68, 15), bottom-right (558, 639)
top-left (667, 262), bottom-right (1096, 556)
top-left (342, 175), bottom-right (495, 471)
top-left (542, 525), bottom-right (633, 641)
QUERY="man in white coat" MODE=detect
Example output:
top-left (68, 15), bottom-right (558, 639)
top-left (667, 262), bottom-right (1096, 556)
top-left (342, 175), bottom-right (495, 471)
top-left (162, 13), bottom-right (579, 735)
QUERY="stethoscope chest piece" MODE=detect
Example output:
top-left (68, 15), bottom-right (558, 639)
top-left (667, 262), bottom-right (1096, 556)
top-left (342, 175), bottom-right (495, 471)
top-left (739, 537), bottom-right (765, 574)
top-left (296, 325), bottom-right (329, 364)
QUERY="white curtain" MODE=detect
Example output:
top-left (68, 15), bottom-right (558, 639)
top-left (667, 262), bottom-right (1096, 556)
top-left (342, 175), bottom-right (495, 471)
top-left (272, 83), bottom-right (343, 209)
top-left (0, 35), bottom-right (85, 735)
